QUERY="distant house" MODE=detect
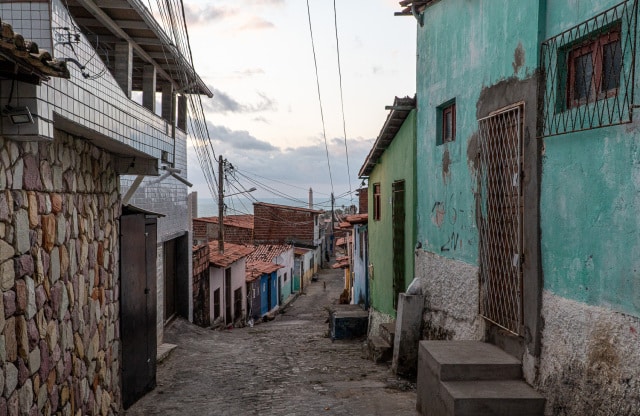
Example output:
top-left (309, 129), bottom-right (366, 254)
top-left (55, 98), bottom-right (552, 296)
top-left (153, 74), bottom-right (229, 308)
top-left (358, 95), bottom-right (416, 335)
top-left (248, 244), bottom-right (295, 306)
top-left (293, 247), bottom-right (315, 292)
top-left (193, 215), bottom-right (254, 246)
top-left (346, 214), bottom-right (369, 307)
top-left (253, 202), bottom-right (323, 273)
top-left (246, 260), bottom-right (282, 320)
top-left (208, 241), bottom-right (255, 326)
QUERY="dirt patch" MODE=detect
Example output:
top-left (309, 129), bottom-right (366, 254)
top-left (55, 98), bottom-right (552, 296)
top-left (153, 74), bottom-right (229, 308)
top-left (442, 147), bottom-right (451, 183)
top-left (512, 41), bottom-right (525, 75)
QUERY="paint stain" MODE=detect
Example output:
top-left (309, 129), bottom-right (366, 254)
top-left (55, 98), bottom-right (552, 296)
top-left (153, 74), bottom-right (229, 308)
top-left (467, 132), bottom-right (479, 174)
top-left (442, 147), bottom-right (451, 184)
top-left (587, 325), bottom-right (620, 380)
top-left (512, 41), bottom-right (525, 75)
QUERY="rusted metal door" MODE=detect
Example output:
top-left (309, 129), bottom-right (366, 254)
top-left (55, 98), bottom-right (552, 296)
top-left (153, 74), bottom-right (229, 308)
top-left (392, 180), bottom-right (406, 310)
top-left (477, 105), bottom-right (524, 335)
top-left (120, 214), bottom-right (157, 408)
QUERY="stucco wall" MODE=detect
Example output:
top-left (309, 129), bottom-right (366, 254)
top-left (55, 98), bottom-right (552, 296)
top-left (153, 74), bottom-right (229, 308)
top-left (414, 251), bottom-right (484, 341)
top-left (0, 131), bottom-right (121, 414)
top-left (368, 110), bottom-right (416, 317)
top-left (535, 291), bottom-right (640, 415)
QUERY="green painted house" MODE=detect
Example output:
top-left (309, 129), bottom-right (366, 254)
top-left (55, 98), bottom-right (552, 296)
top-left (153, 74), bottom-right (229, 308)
top-left (358, 96), bottom-right (417, 334)
top-left (401, 0), bottom-right (640, 412)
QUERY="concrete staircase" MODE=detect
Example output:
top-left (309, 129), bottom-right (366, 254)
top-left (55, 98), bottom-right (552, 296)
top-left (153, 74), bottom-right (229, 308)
top-left (416, 341), bottom-right (545, 416)
top-left (368, 321), bottom-right (396, 363)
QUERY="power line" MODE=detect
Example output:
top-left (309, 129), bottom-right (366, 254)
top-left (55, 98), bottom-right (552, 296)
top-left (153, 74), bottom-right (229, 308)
top-left (305, 0), bottom-right (334, 196)
top-left (332, 0), bottom-right (353, 205)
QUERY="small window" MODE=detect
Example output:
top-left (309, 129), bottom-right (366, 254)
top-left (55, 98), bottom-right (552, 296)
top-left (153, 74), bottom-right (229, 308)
top-left (373, 183), bottom-right (381, 221)
top-left (567, 25), bottom-right (621, 108)
top-left (437, 99), bottom-right (456, 145)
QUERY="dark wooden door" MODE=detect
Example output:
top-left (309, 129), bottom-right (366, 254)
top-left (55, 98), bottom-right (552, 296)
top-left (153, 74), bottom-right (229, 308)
top-left (164, 239), bottom-right (176, 321)
top-left (120, 214), bottom-right (157, 409)
top-left (225, 268), bottom-right (232, 324)
top-left (392, 180), bottom-right (406, 310)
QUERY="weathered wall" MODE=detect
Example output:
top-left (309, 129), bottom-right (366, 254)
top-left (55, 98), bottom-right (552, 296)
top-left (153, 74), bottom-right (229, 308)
top-left (536, 291), bottom-right (640, 415)
top-left (253, 204), bottom-right (319, 246)
top-left (367, 110), bottom-right (416, 318)
top-left (414, 0), bottom-right (543, 346)
top-left (352, 225), bottom-right (368, 307)
top-left (192, 244), bottom-right (210, 327)
top-left (415, 251), bottom-right (484, 341)
top-left (0, 131), bottom-right (121, 414)
top-left (276, 249), bottom-right (294, 304)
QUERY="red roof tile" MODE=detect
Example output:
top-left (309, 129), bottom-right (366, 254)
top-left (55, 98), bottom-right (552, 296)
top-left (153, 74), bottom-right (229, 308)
top-left (247, 244), bottom-right (292, 263)
top-left (245, 260), bottom-right (283, 282)
top-left (345, 214), bottom-right (368, 224)
top-left (208, 241), bottom-right (255, 268)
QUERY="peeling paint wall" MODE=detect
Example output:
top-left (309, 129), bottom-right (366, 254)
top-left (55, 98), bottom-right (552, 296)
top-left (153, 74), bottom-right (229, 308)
top-left (368, 110), bottom-right (416, 318)
top-left (536, 291), bottom-right (640, 415)
top-left (414, 0), bottom-right (542, 340)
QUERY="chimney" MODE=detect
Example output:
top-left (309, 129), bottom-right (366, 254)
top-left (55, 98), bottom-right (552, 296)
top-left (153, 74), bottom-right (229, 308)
top-left (309, 187), bottom-right (313, 209)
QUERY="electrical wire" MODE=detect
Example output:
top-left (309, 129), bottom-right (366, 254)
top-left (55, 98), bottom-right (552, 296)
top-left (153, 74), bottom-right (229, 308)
top-left (305, 0), bottom-right (334, 196)
top-left (332, 0), bottom-right (353, 205)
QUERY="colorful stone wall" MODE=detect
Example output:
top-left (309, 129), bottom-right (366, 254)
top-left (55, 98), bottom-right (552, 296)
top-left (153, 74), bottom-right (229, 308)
top-left (0, 129), bottom-right (121, 415)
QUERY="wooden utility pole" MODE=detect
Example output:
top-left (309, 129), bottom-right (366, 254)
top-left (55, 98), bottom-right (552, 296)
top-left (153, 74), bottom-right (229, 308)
top-left (218, 155), bottom-right (224, 254)
top-left (330, 192), bottom-right (335, 255)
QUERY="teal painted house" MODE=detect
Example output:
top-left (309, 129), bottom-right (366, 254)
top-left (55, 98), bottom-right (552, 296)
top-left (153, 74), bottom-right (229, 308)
top-left (401, 0), bottom-right (640, 412)
top-left (359, 96), bottom-right (417, 335)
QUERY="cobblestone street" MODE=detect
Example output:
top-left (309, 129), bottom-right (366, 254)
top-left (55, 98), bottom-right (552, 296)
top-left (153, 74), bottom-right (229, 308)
top-left (125, 265), bottom-right (418, 416)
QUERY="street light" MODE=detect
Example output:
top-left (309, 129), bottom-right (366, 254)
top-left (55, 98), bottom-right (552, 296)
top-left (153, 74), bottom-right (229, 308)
top-left (218, 154), bottom-right (256, 253)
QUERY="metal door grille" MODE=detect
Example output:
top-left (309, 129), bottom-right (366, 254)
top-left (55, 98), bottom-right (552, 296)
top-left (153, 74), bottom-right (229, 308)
top-left (477, 105), bottom-right (524, 336)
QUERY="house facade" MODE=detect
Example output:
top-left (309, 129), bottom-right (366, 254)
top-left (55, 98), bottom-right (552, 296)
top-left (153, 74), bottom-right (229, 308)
top-left (193, 215), bottom-right (254, 246)
top-left (293, 247), bottom-right (314, 292)
top-left (402, 0), bottom-right (640, 412)
top-left (248, 244), bottom-right (294, 306)
top-left (246, 260), bottom-right (281, 320)
top-left (208, 241), bottom-right (254, 327)
top-left (0, 0), bottom-right (208, 412)
top-left (358, 96), bottom-right (416, 334)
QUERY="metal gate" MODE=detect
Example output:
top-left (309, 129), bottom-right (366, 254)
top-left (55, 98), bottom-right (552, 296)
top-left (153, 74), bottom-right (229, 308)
top-left (477, 105), bottom-right (524, 335)
top-left (392, 180), bottom-right (406, 309)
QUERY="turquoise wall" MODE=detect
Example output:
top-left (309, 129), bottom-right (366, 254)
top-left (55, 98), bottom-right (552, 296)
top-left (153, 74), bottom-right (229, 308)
top-left (368, 110), bottom-right (416, 317)
top-left (541, 0), bottom-right (640, 317)
top-left (416, 0), bottom-right (542, 265)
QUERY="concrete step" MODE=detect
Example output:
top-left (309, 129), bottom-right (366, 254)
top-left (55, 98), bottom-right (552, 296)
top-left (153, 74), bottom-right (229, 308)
top-left (421, 341), bottom-right (522, 381)
top-left (329, 305), bottom-right (368, 340)
top-left (369, 335), bottom-right (393, 363)
top-left (441, 379), bottom-right (545, 416)
top-left (379, 321), bottom-right (396, 347)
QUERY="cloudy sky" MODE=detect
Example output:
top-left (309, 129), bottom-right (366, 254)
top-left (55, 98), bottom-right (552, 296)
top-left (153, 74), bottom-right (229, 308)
top-left (182, 0), bottom-right (416, 209)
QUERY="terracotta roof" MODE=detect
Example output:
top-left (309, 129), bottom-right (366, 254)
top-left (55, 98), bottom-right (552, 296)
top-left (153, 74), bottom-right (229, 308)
top-left (195, 215), bottom-right (254, 229)
top-left (247, 244), bottom-right (292, 263)
top-left (359, 96), bottom-right (416, 177)
top-left (253, 202), bottom-right (323, 214)
top-left (294, 247), bottom-right (312, 256)
top-left (345, 214), bottom-right (368, 225)
top-left (332, 259), bottom-right (349, 269)
top-left (339, 222), bottom-right (351, 229)
top-left (246, 260), bottom-right (283, 282)
top-left (208, 241), bottom-right (255, 268)
top-left (0, 21), bottom-right (70, 82)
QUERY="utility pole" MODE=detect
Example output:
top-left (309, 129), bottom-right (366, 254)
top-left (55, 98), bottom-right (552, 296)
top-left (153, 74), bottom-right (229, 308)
top-left (218, 155), bottom-right (224, 254)
top-left (330, 192), bottom-right (335, 255)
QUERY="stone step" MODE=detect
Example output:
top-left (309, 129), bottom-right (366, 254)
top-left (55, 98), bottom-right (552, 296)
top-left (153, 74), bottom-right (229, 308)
top-left (421, 341), bottom-right (522, 381)
top-left (369, 335), bottom-right (393, 363)
top-left (379, 321), bottom-right (396, 346)
top-left (441, 379), bottom-right (545, 416)
top-left (329, 306), bottom-right (368, 340)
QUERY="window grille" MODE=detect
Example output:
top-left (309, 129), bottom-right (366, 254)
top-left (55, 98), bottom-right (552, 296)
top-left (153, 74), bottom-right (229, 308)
top-left (540, 0), bottom-right (638, 137)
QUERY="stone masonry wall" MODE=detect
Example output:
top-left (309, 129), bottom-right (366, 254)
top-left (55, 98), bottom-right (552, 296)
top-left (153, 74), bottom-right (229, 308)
top-left (0, 129), bottom-right (121, 415)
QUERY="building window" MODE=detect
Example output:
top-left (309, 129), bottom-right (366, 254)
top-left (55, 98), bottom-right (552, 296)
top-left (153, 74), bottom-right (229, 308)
top-left (437, 99), bottom-right (456, 145)
top-left (373, 183), bottom-right (381, 221)
top-left (284, 272), bottom-right (287, 282)
top-left (213, 288), bottom-right (221, 320)
top-left (442, 104), bottom-right (456, 143)
top-left (567, 24), bottom-right (621, 108)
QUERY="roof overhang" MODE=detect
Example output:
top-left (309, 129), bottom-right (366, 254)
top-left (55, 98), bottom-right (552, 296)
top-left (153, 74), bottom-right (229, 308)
top-left (65, 0), bottom-right (212, 97)
top-left (358, 95), bottom-right (416, 177)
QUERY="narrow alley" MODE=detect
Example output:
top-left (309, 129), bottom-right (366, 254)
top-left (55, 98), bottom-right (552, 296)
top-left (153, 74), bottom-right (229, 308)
top-left (125, 264), bottom-right (418, 416)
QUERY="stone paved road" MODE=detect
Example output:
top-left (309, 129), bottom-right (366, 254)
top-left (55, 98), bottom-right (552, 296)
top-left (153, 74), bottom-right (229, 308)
top-left (125, 264), bottom-right (418, 416)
